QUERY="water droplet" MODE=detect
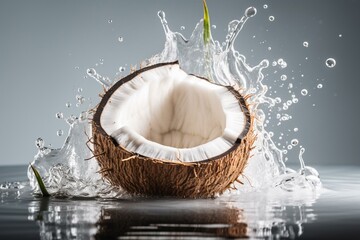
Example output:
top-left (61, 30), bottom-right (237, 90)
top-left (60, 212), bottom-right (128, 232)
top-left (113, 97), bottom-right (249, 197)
top-left (325, 58), bottom-right (336, 68)
top-left (292, 98), bottom-right (299, 103)
top-left (35, 137), bottom-right (44, 149)
top-left (180, 26), bottom-right (185, 30)
top-left (301, 89), bottom-right (308, 96)
top-left (291, 139), bottom-right (299, 146)
top-left (275, 97), bottom-right (282, 103)
top-left (294, 128), bottom-right (299, 132)
top-left (269, 16), bottom-right (275, 22)
top-left (118, 36), bottom-right (124, 42)
top-left (119, 66), bottom-right (125, 72)
top-left (55, 112), bottom-right (63, 119)
top-left (77, 88), bottom-right (83, 93)
top-left (74, 66), bottom-right (79, 70)
top-left (317, 83), bottom-right (323, 89)
top-left (245, 7), bottom-right (257, 18)
top-left (338, 34), bottom-right (342, 38)
top-left (212, 25), bottom-right (216, 29)
top-left (263, 4), bottom-right (268, 9)
top-left (86, 68), bottom-right (96, 76)
top-left (267, 47), bottom-right (272, 51)
top-left (66, 102), bottom-right (71, 108)
top-left (108, 19), bottom-right (113, 23)
top-left (76, 95), bottom-right (85, 104)
top-left (80, 111), bottom-right (88, 121)
top-left (287, 145), bottom-right (293, 150)
top-left (303, 41), bottom-right (309, 47)
top-left (57, 130), bottom-right (64, 137)
top-left (272, 61), bottom-right (277, 67)
top-left (277, 58), bottom-right (287, 68)
top-left (157, 10), bottom-right (165, 19)
top-left (280, 74), bottom-right (287, 81)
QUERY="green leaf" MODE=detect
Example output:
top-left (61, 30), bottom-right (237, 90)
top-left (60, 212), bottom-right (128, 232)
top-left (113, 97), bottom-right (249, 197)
top-left (30, 165), bottom-right (50, 197)
top-left (203, 0), bottom-right (211, 44)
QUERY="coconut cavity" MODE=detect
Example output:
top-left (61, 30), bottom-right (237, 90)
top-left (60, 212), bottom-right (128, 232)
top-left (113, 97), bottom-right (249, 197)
top-left (92, 62), bottom-right (255, 197)
top-left (99, 62), bottom-right (248, 162)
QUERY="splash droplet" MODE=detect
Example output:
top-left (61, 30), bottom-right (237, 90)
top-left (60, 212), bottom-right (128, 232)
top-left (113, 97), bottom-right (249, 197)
top-left (76, 95), bottom-right (85, 104)
top-left (57, 130), bottom-right (64, 137)
top-left (55, 112), bottom-right (63, 119)
top-left (157, 10), bottom-right (165, 19)
top-left (86, 68), bottom-right (96, 76)
top-left (291, 139), bottom-right (299, 146)
top-left (294, 128), bottom-right (299, 132)
top-left (180, 26), bottom-right (185, 30)
top-left (212, 25), bottom-right (216, 29)
top-left (277, 58), bottom-right (287, 68)
top-left (118, 36), bottom-right (124, 42)
top-left (245, 7), bottom-right (257, 18)
top-left (108, 19), bottom-right (113, 23)
top-left (77, 88), bottom-right (83, 93)
top-left (317, 83), bottom-right (323, 89)
top-left (325, 58), bottom-right (336, 68)
top-left (35, 137), bottom-right (44, 149)
top-left (301, 89), bottom-right (308, 96)
top-left (119, 66), bottom-right (125, 72)
top-left (263, 4), bottom-right (268, 9)
top-left (303, 41), bottom-right (309, 47)
top-left (66, 102), bottom-right (71, 108)
top-left (280, 74), bottom-right (287, 81)
top-left (269, 16), bottom-right (275, 21)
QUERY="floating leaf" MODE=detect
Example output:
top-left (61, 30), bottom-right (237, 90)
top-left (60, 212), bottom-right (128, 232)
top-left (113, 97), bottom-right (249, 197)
top-left (30, 165), bottom-right (50, 197)
top-left (203, 0), bottom-right (211, 44)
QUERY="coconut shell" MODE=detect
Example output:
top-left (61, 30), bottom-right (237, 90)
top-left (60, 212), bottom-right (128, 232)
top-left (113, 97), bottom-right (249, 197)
top-left (92, 62), bottom-right (256, 198)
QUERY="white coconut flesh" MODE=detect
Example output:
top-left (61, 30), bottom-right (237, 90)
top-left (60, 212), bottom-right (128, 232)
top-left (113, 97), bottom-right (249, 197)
top-left (100, 64), bottom-right (248, 163)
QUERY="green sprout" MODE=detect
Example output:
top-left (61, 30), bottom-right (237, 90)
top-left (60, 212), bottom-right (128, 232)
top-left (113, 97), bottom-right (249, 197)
top-left (30, 165), bottom-right (50, 197)
top-left (203, 0), bottom-right (212, 45)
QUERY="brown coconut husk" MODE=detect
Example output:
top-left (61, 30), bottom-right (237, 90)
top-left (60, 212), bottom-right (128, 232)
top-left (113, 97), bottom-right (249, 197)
top-left (92, 62), bottom-right (256, 198)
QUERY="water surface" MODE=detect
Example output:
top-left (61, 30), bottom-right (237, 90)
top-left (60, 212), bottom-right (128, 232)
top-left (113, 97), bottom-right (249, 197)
top-left (1, 165), bottom-right (359, 239)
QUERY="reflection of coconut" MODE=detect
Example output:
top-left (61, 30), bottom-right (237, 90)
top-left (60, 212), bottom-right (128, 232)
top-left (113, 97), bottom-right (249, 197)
top-left (92, 62), bottom-right (255, 198)
top-left (95, 202), bottom-right (247, 239)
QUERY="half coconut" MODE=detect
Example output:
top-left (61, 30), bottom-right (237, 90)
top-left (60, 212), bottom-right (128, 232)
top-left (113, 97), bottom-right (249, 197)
top-left (92, 61), bottom-right (255, 198)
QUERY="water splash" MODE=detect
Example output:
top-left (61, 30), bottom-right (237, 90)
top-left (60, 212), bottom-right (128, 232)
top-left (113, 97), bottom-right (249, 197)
top-left (86, 68), bottom-right (112, 88)
top-left (28, 113), bottom-right (121, 198)
top-left (28, 6), bottom-right (321, 197)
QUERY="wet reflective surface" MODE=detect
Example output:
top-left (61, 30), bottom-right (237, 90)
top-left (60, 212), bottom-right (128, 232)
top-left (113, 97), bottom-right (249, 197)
top-left (1, 165), bottom-right (359, 239)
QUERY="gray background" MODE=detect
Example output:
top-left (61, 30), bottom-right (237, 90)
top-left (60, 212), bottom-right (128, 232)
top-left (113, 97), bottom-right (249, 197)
top-left (0, 0), bottom-right (359, 166)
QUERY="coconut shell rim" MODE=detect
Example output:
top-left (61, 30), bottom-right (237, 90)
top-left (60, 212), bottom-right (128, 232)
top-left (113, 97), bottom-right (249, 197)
top-left (92, 61), bottom-right (252, 165)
